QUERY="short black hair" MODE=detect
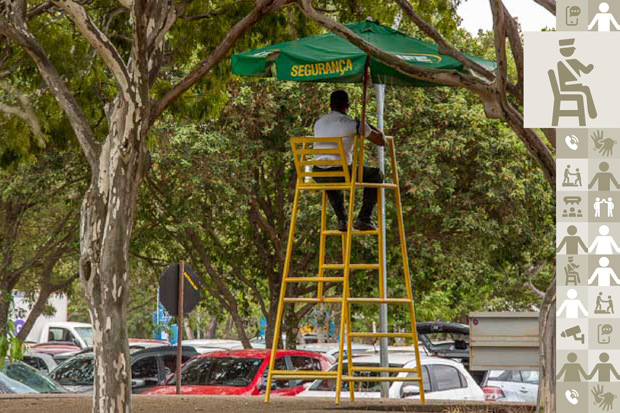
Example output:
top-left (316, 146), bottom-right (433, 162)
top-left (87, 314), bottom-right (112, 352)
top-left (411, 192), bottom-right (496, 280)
top-left (330, 90), bottom-right (349, 111)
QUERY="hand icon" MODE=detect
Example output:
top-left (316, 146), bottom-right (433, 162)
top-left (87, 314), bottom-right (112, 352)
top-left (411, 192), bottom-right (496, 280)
top-left (601, 392), bottom-right (616, 411)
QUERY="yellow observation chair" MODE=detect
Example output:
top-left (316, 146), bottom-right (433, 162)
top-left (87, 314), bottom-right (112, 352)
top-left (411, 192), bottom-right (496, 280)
top-left (264, 134), bottom-right (425, 404)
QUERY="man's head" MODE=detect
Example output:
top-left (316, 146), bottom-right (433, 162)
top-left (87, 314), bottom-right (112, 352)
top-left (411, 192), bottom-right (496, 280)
top-left (559, 38), bottom-right (576, 57)
top-left (330, 90), bottom-right (350, 113)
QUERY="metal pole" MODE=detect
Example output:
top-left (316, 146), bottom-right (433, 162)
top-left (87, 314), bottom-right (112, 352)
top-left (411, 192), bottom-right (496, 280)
top-left (375, 83), bottom-right (389, 398)
top-left (176, 260), bottom-right (185, 395)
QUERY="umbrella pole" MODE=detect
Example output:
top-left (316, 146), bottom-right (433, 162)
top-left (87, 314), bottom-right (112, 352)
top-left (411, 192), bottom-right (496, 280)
top-left (374, 83), bottom-right (389, 399)
top-left (358, 57), bottom-right (370, 182)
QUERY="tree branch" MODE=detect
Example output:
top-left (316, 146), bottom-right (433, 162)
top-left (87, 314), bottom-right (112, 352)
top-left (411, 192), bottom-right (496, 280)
top-left (532, 0), bottom-right (555, 15)
top-left (53, 0), bottom-right (131, 96)
top-left (524, 261), bottom-right (546, 300)
top-left (394, 0), bottom-right (495, 81)
top-left (0, 81), bottom-right (44, 145)
top-left (0, 20), bottom-right (99, 168)
top-left (149, 0), bottom-right (294, 124)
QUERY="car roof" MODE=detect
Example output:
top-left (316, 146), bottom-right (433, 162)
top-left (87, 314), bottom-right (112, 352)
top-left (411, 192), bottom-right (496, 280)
top-left (344, 353), bottom-right (455, 367)
top-left (45, 322), bottom-right (92, 328)
top-left (132, 346), bottom-right (197, 356)
top-left (196, 349), bottom-right (327, 359)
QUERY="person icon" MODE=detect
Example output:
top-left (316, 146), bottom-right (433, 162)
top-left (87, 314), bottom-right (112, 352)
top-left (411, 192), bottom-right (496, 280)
top-left (557, 289), bottom-right (588, 318)
top-left (574, 168), bottom-right (582, 186)
top-left (589, 257), bottom-right (620, 286)
top-left (557, 225), bottom-right (588, 254)
top-left (563, 209), bottom-right (569, 217)
top-left (595, 197), bottom-right (603, 217)
top-left (590, 225), bottom-right (620, 255)
top-left (587, 352), bottom-right (620, 382)
top-left (589, 162), bottom-right (620, 191)
top-left (564, 164), bottom-right (572, 185)
top-left (588, 2), bottom-right (620, 31)
top-left (577, 209), bottom-right (583, 217)
top-left (556, 38), bottom-right (597, 120)
top-left (608, 296), bottom-right (614, 314)
top-left (557, 352), bottom-right (589, 381)
top-left (568, 207), bottom-right (576, 218)
top-left (608, 197), bottom-right (615, 217)
top-left (596, 292), bottom-right (605, 312)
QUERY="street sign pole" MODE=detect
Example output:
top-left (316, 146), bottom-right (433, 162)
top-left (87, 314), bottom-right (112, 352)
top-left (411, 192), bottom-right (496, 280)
top-left (176, 260), bottom-right (185, 395)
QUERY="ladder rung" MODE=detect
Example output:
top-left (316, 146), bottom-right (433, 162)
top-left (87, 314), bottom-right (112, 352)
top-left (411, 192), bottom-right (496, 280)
top-left (283, 297), bottom-right (342, 303)
top-left (299, 184), bottom-right (351, 191)
top-left (349, 332), bottom-right (414, 338)
top-left (322, 230), bottom-right (379, 236)
top-left (351, 367), bottom-right (421, 373)
top-left (342, 376), bottom-right (422, 382)
top-left (355, 183), bottom-right (398, 189)
top-left (285, 277), bottom-right (345, 283)
top-left (322, 264), bottom-right (379, 270)
top-left (347, 298), bottom-right (411, 304)
top-left (271, 370), bottom-right (337, 377)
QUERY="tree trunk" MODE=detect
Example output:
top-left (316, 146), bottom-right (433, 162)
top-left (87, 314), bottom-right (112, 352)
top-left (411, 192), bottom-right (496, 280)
top-left (539, 272), bottom-right (556, 413)
top-left (0, 287), bottom-right (11, 337)
top-left (79, 103), bottom-right (148, 413)
top-left (205, 315), bottom-right (218, 339)
top-left (16, 287), bottom-right (51, 342)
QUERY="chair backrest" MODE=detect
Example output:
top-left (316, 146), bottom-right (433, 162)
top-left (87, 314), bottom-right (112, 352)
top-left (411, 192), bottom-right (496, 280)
top-left (290, 137), bottom-right (350, 187)
top-left (548, 69), bottom-right (559, 97)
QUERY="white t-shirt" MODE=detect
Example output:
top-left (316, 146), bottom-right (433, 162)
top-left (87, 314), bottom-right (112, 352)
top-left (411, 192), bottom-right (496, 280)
top-left (313, 111), bottom-right (372, 167)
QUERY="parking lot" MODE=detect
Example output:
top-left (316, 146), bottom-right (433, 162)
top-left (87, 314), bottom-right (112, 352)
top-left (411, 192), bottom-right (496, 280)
top-left (0, 395), bottom-right (536, 413)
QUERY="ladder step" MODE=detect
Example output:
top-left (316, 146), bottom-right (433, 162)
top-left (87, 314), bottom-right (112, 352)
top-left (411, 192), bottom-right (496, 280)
top-left (271, 370), bottom-right (337, 379)
top-left (355, 183), bottom-right (398, 189)
top-left (322, 264), bottom-right (379, 270)
top-left (342, 376), bottom-right (422, 382)
top-left (322, 230), bottom-right (379, 236)
top-left (347, 298), bottom-right (411, 304)
top-left (351, 367), bottom-right (421, 373)
top-left (283, 297), bottom-right (342, 303)
top-left (349, 332), bottom-right (414, 338)
top-left (285, 277), bottom-right (345, 283)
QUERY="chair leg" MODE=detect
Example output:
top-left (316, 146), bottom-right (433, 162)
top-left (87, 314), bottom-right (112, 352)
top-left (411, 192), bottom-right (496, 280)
top-left (552, 100), bottom-right (560, 127)
top-left (577, 97), bottom-right (586, 126)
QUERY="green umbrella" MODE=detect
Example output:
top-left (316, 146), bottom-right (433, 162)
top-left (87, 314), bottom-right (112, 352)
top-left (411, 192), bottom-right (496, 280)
top-left (231, 20), bottom-right (496, 86)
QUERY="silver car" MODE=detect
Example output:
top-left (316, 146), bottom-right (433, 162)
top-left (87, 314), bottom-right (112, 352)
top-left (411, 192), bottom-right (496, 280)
top-left (482, 369), bottom-right (539, 403)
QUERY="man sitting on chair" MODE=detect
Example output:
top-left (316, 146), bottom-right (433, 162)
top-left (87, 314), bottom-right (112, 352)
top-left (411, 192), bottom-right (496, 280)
top-left (313, 90), bottom-right (386, 232)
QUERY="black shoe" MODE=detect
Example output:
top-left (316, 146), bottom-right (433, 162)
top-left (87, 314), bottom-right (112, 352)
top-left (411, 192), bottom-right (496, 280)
top-left (354, 218), bottom-right (377, 231)
top-left (338, 217), bottom-right (348, 232)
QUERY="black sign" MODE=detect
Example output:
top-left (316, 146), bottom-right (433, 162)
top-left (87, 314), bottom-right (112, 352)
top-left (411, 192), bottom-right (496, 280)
top-left (159, 263), bottom-right (201, 316)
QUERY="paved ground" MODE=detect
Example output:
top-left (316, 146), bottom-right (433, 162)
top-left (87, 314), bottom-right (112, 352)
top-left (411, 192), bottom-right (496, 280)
top-left (0, 395), bottom-right (536, 413)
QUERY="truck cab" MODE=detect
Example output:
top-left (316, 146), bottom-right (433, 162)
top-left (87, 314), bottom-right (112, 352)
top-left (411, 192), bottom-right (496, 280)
top-left (39, 322), bottom-right (93, 349)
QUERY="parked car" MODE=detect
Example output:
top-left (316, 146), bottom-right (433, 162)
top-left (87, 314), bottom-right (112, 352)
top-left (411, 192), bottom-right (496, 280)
top-left (182, 339), bottom-right (244, 354)
top-left (128, 338), bottom-right (170, 349)
top-left (141, 349), bottom-right (333, 396)
top-left (35, 322), bottom-right (93, 349)
top-left (0, 361), bottom-right (66, 394)
top-left (482, 369), bottom-right (539, 403)
top-left (298, 343), bottom-right (375, 360)
top-left (26, 342), bottom-right (81, 357)
top-left (297, 353), bottom-right (484, 401)
top-left (48, 345), bottom-right (198, 394)
top-left (21, 352), bottom-right (57, 374)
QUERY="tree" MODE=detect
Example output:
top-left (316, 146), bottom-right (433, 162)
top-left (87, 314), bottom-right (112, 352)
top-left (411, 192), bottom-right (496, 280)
top-left (0, 1), bottom-right (293, 411)
top-left (295, 0), bottom-right (556, 410)
top-left (0, 152), bottom-right (82, 341)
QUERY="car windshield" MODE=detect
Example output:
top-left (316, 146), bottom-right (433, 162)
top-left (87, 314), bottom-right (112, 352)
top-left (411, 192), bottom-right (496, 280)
top-left (1, 362), bottom-right (66, 393)
top-left (74, 327), bottom-right (94, 347)
top-left (309, 364), bottom-right (400, 392)
top-left (49, 356), bottom-right (94, 386)
top-left (168, 357), bottom-right (263, 387)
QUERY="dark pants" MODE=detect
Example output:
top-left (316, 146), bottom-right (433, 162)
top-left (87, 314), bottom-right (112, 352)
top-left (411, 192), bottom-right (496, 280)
top-left (313, 166), bottom-right (384, 221)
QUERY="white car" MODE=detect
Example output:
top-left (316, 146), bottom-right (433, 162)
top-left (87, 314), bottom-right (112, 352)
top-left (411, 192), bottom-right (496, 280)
top-left (181, 339), bottom-right (243, 354)
top-left (297, 353), bottom-right (484, 401)
top-left (482, 369), bottom-right (539, 403)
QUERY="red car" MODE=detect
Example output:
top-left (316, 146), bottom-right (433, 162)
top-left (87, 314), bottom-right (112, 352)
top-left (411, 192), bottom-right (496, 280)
top-left (141, 349), bottom-right (333, 396)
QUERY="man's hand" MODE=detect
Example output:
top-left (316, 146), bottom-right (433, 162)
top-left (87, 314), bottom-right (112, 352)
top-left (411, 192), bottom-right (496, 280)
top-left (368, 129), bottom-right (386, 146)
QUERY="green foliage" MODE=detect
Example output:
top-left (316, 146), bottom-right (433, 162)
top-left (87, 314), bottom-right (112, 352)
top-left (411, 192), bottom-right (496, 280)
top-left (0, 319), bottom-right (25, 368)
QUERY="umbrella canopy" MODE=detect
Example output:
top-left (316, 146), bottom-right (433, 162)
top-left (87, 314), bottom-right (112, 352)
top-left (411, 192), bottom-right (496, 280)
top-left (231, 20), bottom-right (496, 86)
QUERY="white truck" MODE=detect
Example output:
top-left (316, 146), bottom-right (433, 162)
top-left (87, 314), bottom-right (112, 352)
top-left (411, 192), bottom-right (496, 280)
top-left (11, 292), bottom-right (93, 349)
